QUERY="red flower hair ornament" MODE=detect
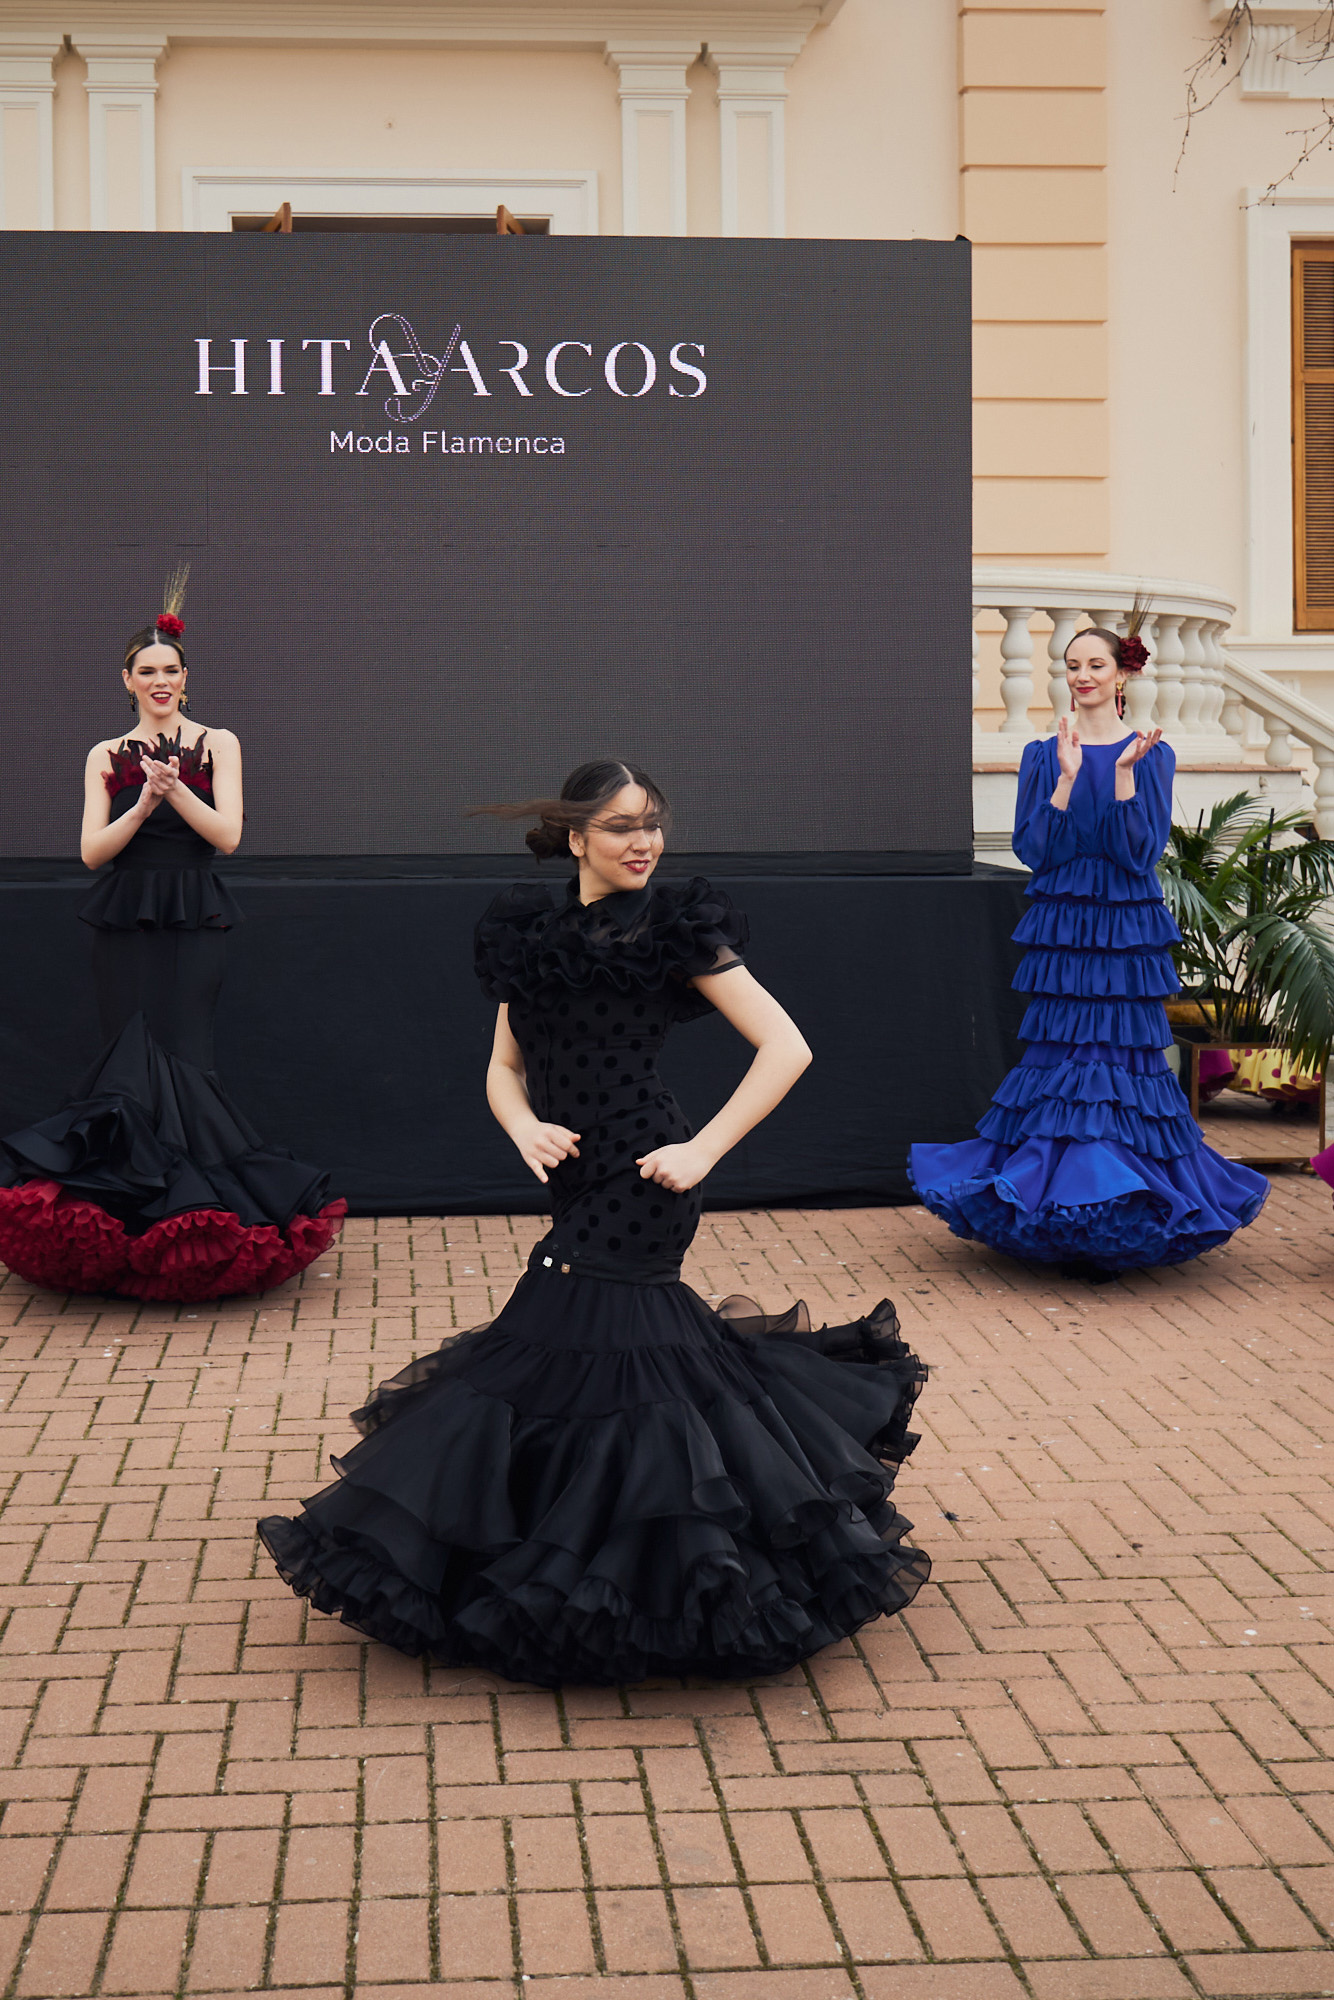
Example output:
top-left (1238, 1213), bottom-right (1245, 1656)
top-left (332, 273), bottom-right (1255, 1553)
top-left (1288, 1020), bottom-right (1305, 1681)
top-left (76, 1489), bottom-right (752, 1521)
top-left (1119, 634), bottom-right (1148, 673)
top-left (156, 613), bottom-right (185, 639)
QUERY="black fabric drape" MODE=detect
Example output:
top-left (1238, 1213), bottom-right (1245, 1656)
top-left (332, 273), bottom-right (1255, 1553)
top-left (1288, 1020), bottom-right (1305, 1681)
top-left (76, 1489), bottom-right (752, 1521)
top-left (0, 866), bottom-right (1028, 1213)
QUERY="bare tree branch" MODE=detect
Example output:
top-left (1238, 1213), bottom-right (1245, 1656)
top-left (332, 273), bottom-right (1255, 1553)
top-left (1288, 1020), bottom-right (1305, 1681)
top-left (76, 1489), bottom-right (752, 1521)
top-left (1178, 1), bottom-right (1334, 191)
top-left (1177, 0), bottom-right (1254, 185)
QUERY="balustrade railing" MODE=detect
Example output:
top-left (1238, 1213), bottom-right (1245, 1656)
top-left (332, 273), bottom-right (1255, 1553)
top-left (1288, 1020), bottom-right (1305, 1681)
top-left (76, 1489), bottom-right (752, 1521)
top-left (971, 567), bottom-right (1334, 836)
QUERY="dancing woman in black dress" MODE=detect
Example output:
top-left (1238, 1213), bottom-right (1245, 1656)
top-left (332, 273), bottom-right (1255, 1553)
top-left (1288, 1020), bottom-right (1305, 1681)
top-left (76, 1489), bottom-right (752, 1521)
top-left (0, 576), bottom-right (344, 1301)
top-left (260, 761), bottom-right (929, 1687)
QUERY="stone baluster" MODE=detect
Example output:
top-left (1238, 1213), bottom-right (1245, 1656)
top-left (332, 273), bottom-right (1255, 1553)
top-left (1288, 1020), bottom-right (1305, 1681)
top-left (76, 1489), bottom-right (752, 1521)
top-left (972, 618), bottom-right (981, 725)
top-left (1205, 621), bottom-right (1239, 739)
top-left (998, 605), bottom-right (1037, 737)
top-left (1218, 634), bottom-right (1249, 748)
top-left (1312, 747), bottom-right (1334, 837)
top-left (1262, 706), bottom-right (1294, 768)
top-left (1150, 613), bottom-right (1184, 732)
top-left (1176, 617), bottom-right (1206, 734)
top-left (1045, 608), bottom-right (1078, 727)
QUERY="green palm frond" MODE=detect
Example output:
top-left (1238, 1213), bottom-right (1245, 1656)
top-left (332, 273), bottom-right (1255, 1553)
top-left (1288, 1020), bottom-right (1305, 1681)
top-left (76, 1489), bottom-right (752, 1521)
top-left (1161, 788), bottom-right (1334, 1072)
top-left (1231, 911), bottom-right (1334, 1072)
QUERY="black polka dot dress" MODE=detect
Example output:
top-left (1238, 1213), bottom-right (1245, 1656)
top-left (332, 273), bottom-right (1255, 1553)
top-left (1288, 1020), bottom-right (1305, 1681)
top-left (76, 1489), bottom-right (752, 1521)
top-left (259, 878), bottom-right (930, 1686)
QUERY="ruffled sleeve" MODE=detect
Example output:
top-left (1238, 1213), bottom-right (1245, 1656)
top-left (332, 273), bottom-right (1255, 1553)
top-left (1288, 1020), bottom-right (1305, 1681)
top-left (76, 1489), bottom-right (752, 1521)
top-left (1012, 739), bottom-right (1080, 873)
top-left (473, 885), bottom-right (557, 1002)
top-left (473, 876), bottom-right (748, 1013)
top-left (1097, 741), bottom-right (1175, 873)
top-left (652, 879), bottom-right (748, 1019)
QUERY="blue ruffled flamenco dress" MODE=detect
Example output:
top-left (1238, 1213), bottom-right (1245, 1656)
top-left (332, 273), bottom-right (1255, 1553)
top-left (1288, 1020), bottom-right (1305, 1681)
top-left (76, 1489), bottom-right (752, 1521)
top-left (909, 733), bottom-right (1269, 1270)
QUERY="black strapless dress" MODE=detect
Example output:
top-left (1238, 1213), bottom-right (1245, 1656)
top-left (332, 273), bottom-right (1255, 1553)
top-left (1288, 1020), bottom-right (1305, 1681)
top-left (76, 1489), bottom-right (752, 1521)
top-left (259, 878), bottom-right (929, 1687)
top-left (0, 733), bottom-right (344, 1301)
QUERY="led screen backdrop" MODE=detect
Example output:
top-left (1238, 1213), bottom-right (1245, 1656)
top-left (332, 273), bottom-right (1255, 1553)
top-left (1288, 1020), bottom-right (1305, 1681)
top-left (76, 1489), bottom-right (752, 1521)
top-left (0, 234), bottom-right (971, 860)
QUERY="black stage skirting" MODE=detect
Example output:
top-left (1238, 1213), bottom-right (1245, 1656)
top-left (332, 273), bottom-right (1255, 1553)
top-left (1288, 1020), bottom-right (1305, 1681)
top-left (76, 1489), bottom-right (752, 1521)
top-left (0, 862), bottom-right (1028, 1214)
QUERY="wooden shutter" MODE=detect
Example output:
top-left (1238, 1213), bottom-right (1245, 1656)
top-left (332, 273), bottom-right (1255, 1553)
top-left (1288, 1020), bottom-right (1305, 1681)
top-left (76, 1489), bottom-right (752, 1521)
top-left (1294, 244), bottom-right (1334, 630)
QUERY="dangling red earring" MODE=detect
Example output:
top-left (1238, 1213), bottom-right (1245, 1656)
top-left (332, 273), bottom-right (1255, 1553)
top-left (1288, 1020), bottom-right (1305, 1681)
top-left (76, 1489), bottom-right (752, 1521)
top-left (1115, 679), bottom-right (1126, 720)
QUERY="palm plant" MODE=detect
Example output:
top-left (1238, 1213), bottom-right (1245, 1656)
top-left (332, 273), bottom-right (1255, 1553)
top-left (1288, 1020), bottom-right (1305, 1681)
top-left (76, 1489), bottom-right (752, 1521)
top-left (1158, 794), bottom-right (1334, 1074)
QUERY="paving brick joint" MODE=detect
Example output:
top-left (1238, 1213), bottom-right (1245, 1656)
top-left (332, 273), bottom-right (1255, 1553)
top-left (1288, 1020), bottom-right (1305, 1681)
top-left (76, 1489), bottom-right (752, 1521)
top-left (2, 1180), bottom-right (1334, 2000)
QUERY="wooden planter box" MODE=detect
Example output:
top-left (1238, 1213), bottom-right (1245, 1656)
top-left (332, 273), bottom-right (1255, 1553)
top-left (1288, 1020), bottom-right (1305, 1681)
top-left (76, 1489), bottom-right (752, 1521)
top-left (1177, 1040), bottom-right (1326, 1166)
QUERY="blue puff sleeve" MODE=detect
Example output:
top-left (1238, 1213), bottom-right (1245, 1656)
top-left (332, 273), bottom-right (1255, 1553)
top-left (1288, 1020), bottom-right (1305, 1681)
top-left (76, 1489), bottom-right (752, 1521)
top-left (1098, 742), bottom-right (1175, 873)
top-left (1012, 738), bottom-right (1080, 872)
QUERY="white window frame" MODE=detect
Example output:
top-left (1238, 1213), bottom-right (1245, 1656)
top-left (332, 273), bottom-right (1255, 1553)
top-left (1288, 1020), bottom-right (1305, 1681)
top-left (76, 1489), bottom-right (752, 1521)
top-left (182, 168), bottom-right (599, 235)
top-left (1245, 185), bottom-right (1334, 637)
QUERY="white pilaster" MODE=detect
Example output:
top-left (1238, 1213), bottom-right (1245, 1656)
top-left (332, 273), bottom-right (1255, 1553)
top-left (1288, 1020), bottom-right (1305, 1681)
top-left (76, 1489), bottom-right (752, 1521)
top-left (73, 35), bottom-right (167, 230)
top-left (704, 35), bottom-right (805, 238)
top-left (604, 39), bottom-right (697, 236)
top-left (0, 40), bottom-right (61, 229)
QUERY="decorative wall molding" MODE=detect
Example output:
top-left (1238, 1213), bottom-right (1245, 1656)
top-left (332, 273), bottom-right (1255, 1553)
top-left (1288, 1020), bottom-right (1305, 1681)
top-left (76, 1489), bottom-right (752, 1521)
top-left (0, 38), bottom-right (60, 228)
top-left (46, 3), bottom-right (842, 46)
top-left (605, 39), bottom-right (695, 235)
top-left (704, 33), bottom-right (803, 237)
top-left (182, 167), bottom-right (600, 233)
top-left (73, 33), bottom-right (167, 229)
top-left (1244, 186), bottom-right (1334, 638)
top-left (1241, 18), bottom-right (1334, 98)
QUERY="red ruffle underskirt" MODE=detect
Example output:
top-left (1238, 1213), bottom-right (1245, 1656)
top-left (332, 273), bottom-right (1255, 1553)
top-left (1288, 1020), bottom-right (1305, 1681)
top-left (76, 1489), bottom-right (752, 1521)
top-left (0, 1181), bottom-right (347, 1301)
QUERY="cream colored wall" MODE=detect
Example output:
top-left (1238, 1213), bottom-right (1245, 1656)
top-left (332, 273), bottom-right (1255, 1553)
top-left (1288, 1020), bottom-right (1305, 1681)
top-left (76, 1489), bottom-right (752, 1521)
top-left (1106, 0), bottom-right (1334, 620)
top-left (964, 0), bottom-right (1108, 573)
top-left (150, 43), bottom-right (622, 232)
top-left (25, 0), bottom-right (1310, 647)
top-left (787, 0), bottom-right (958, 240)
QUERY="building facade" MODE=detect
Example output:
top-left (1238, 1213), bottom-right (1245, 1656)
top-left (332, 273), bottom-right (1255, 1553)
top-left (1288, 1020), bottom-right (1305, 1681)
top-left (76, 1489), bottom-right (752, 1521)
top-left (3, 0), bottom-right (1334, 809)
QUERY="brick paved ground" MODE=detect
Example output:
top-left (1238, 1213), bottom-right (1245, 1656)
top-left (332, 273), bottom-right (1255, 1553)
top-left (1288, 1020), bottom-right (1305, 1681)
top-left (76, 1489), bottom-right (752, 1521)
top-left (3, 1178), bottom-right (1334, 2000)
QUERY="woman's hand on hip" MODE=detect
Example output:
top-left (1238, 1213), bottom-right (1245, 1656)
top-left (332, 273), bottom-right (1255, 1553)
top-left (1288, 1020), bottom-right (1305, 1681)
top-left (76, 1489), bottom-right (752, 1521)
top-left (516, 1121), bottom-right (580, 1184)
top-left (637, 1140), bottom-right (713, 1193)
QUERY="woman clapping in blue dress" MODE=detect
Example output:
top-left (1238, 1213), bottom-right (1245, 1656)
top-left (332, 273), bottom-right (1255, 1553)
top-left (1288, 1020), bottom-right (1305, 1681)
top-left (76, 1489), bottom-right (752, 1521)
top-left (910, 625), bottom-right (1268, 1273)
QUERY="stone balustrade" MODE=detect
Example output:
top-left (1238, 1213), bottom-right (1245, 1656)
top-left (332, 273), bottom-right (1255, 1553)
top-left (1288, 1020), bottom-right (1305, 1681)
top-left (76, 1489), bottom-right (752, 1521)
top-left (971, 567), bottom-right (1334, 842)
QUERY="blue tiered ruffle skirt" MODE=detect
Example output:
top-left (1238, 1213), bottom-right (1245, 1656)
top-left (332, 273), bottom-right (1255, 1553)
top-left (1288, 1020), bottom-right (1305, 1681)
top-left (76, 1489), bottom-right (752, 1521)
top-left (909, 853), bottom-right (1270, 1270)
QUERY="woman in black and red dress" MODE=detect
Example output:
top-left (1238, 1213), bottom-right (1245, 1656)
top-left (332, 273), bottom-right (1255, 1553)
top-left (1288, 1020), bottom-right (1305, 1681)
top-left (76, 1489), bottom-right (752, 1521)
top-left (0, 576), bottom-right (344, 1300)
top-left (260, 760), bottom-right (929, 1687)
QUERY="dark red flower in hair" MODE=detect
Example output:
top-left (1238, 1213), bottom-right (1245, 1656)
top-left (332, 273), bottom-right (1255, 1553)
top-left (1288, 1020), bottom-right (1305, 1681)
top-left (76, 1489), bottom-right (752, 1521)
top-left (1120, 635), bottom-right (1148, 672)
top-left (156, 613), bottom-right (185, 639)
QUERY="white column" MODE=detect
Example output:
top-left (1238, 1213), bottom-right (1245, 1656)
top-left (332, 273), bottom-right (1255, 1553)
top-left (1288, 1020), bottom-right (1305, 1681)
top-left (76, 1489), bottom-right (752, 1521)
top-left (998, 606), bottom-right (1037, 738)
top-left (1202, 620), bottom-right (1232, 738)
top-left (605, 41), bottom-right (697, 236)
top-left (74, 36), bottom-right (166, 230)
top-left (1044, 609), bottom-right (1078, 726)
top-left (1176, 616), bottom-right (1206, 734)
top-left (705, 37), bottom-right (805, 238)
top-left (1151, 613), bottom-right (1184, 731)
top-left (0, 40), bottom-right (60, 229)
top-left (1312, 748), bottom-right (1334, 838)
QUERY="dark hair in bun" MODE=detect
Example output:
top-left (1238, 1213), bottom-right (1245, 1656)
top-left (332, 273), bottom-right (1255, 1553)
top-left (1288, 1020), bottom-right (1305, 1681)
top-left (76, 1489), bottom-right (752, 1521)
top-left (1066, 626), bottom-right (1149, 674)
top-left (475, 759), bottom-right (670, 861)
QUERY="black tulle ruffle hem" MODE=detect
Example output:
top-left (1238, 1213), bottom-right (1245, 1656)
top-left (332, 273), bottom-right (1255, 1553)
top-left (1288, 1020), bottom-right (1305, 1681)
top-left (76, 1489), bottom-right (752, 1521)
top-left (258, 1270), bottom-right (929, 1686)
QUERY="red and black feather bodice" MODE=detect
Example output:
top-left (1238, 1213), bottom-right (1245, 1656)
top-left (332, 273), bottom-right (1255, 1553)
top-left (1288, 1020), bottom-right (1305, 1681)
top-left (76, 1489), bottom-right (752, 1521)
top-left (82, 729), bottom-right (243, 932)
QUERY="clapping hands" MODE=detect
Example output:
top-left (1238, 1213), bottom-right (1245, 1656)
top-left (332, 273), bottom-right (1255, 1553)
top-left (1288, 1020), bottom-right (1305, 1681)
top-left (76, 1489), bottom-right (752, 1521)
top-left (1055, 714), bottom-right (1082, 782)
top-left (138, 751), bottom-right (179, 810)
top-left (1115, 727), bottom-right (1162, 770)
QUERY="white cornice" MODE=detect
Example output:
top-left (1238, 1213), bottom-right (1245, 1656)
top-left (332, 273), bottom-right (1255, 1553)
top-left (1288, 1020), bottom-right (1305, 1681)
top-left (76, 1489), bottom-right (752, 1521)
top-left (1208, 2), bottom-right (1328, 19)
top-left (1, 3), bottom-right (842, 50)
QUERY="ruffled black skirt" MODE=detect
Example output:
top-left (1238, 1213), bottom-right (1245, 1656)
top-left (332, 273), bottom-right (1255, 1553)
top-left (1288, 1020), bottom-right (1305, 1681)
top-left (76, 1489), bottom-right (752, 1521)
top-left (258, 1264), bottom-right (930, 1686)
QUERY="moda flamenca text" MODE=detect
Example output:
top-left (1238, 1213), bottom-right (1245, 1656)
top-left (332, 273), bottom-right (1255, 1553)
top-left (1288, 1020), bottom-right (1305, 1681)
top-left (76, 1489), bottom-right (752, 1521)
top-left (331, 431), bottom-right (567, 455)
